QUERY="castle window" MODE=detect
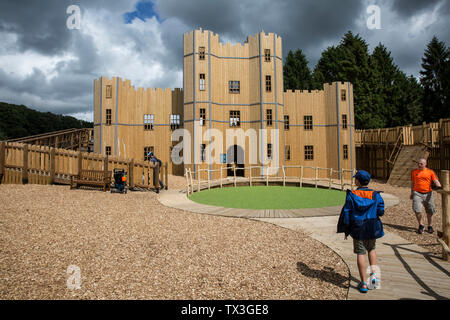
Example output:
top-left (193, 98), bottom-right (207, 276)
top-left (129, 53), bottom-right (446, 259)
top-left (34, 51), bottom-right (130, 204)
top-left (343, 145), bottom-right (349, 160)
top-left (265, 75), bottom-right (272, 92)
top-left (229, 110), bottom-right (240, 127)
top-left (304, 115), bottom-right (313, 130)
top-left (305, 145), bottom-right (314, 160)
top-left (200, 108), bottom-right (206, 126)
top-left (170, 114), bottom-right (180, 130)
top-left (199, 74), bottom-right (206, 91)
top-left (267, 143), bottom-right (272, 160)
top-left (199, 47), bottom-right (205, 60)
top-left (144, 114), bottom-right (154, 130)
top-left (229, 81), bottom-right (240, 94)
top-left (285, 145), bottom-right (291, 161)
top-left (266, 109), bottom-right (272, 126)
top-left (105, 146), bottom-right (111, 156)
top-left (264, 49), bottom-right (271, 62)
top-left (284, 115), bottom-right (289, 130)
top-left (342, 114), bottom-right (348, 129)
top-left (144, 146), bottom-right (154, 161)
top-left (106, 85), bottom-right (112, 99)
top-left (341, 89), bottom-right (347, 101)
top-left (200, 144), bottom-right (206, 162)
top-left (106, 109), bottom-right (112, 125)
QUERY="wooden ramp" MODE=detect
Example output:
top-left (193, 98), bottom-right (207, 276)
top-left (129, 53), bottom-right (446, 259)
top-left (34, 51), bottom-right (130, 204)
top-left (387, 145), bottom-right (429, 187)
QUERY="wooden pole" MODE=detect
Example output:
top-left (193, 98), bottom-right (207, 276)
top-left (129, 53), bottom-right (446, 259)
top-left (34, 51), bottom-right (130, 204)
top-left (234, 166), bottom-right (237, 187)
top-left (155, 162), bottom-right (160, 192)
top-left (220, 166), bottom-right (223, 188)
top-left (189, 168), bottom-right (194, 192)
top-left (198, 169), bottom-right (200, 192)
top-left (315, 167), bottom-right (318, 188)
top-left (185, 169), bottom-right (190, 195)
top-left (329, 168), bottom-right (332, 189)
top-left (49, 148), bottom-right (55, 184)
top-left (128, 159), bottom-right (134, 189)
top-left (439, 170), bottom-right (450, 261)
top-left (0, 141), bottom-right (5, 184)
top-left (341, 168), bottom-right (344, 190)
top-left (164, 162), bottom-right (168, 190)
top-left (282, 165), bottom-right (285, 187)
top-left (22, 144), bottom-right (28, 184)
top-left (208, 168), bottom-right (211, 190)
top-left (266, 167), bottom-right (269, 186)
top-left (249, 166), bottom-right (252, 186)
top-left (300, 166), bottom-right (303, 188)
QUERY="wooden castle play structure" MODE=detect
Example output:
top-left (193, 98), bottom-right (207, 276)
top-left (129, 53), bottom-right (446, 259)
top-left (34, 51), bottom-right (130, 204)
top-left (94, 29), bottom-right (356, 179)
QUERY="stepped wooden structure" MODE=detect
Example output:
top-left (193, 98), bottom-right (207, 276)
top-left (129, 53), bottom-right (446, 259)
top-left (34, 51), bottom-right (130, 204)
top-left (355, 118), bottom-right (450, 183)
top-left (5, 128), bottom-right (94, 152)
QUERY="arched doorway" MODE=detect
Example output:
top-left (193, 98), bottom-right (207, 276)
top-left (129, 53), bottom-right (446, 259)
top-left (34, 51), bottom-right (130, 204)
top-left (227, 144), bottom-right (245, 177)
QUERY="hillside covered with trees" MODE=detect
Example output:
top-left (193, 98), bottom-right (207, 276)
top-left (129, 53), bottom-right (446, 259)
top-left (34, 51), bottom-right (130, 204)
top-left (284, 33), bottom-right (449, 130)
top-left (0, 102), bottom-right (92, 140)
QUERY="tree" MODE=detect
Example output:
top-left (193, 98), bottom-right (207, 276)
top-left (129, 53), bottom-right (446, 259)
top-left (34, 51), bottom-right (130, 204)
top-left (420, 36), bottom-right (450, 122)
top-left (283, 49), bottom-right (313, 91)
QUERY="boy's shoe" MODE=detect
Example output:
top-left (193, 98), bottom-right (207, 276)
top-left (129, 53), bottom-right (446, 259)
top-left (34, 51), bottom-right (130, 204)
top-left (369, 272), bottom-right (379, 289)
top-left (357, 282), bottom-right (368, 293)
top-left (427, 226), bottom-right (434, 234)
top-left (418, 225), bottom-right (424, 234)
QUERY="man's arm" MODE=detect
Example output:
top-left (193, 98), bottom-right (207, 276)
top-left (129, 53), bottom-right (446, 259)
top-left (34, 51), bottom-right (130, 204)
top-left (434, 179), bottom-right (442, 188)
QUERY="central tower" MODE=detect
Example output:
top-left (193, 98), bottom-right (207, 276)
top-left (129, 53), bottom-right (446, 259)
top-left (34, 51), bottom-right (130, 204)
top-left (183, 28), bottom-right (284, 179)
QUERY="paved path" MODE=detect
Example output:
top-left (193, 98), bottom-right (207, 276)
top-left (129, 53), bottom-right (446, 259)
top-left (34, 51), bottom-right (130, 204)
top-left (158, 188), bottom-right (450, 300)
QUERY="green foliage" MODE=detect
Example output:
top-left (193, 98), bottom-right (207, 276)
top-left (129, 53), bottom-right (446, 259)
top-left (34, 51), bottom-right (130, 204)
top-left (0, 102), bottom-right (93, 140)
top-left (420, 36), bottom-right (450, 122)
top-left (284, 32), bottom-right (448, 129)
top-left (283, 49), bottom-right (314, 90)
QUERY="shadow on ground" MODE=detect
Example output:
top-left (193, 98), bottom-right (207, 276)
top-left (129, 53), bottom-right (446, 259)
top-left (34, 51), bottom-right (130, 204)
top-left (296, 262), bottom-right (349, 289)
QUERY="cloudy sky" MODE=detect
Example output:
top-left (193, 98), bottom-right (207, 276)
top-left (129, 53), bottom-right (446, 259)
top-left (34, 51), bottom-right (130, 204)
top-left (0, 0), bottom-right (448, 122)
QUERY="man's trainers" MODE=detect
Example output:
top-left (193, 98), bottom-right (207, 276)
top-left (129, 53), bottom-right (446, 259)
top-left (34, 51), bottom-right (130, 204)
top-left (427, 226), bottom-right (434, 234)
top-left (418, 225), bottom-right (424, 234)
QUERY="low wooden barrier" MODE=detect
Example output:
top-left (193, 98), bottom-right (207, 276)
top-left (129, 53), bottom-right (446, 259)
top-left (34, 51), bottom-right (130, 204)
top-left (184, 165), bottom-right (357, 195)
top-left (0, 141), bottom-right (168, 191)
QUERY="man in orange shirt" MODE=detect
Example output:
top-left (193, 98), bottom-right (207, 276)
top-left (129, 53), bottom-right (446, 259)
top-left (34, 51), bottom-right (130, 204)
top-left (411, 158), bottom-right (441, 234)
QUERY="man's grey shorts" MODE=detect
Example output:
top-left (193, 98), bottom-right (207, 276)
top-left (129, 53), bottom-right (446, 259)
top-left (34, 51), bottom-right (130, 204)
top-left (412, 191), bottom-right (436, 214)
top-left (353, 239), bottom-right (376, 255)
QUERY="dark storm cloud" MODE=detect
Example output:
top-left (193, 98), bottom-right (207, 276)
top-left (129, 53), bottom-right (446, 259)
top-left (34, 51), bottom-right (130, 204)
top-left (391, 0), bottom-right (443, 17)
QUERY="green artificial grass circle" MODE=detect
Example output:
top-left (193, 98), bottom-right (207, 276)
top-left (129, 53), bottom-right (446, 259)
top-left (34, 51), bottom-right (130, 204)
top-left (188, 186), bottom-right (346, 209)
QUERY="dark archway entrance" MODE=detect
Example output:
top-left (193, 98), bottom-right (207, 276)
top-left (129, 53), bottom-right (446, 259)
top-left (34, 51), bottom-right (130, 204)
top-left (227, 145), bottom-right (245, 177)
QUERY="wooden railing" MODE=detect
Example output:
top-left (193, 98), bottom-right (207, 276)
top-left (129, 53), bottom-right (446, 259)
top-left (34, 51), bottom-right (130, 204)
top-left (355, 118), bottom-right (450, 147)
top-left (0, 141), bottom-right (168, 190)
top-left (184, 165), bottom-right (357, 195)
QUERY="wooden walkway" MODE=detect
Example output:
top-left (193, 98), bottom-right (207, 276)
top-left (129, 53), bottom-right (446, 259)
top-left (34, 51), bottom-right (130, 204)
top-left (158, 189), bottom-right (450, 300)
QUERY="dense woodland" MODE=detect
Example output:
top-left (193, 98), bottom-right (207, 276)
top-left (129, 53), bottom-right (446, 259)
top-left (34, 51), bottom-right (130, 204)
top-left (283, 33), bottom-right (449, 129)
top-left (0, 102), bottom-right (92, 140)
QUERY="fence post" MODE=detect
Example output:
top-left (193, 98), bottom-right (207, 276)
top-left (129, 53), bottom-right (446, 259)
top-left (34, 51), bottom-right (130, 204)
top-left (300, 166), bottom-right (303, 188)
top-left (438, 170), bottom-right (450, 261)
top-left (77, 151), bottom-right (83, 176)
top-left (185, 168), bottom-right (190, 195)
top-left (329, 168), bottom-right (332, 189)
top-left (197, 169), bottom-right (201, 192)
top-left (154, 162), bottom-right (160, 192)
top-left (249, 166), bottom-right (252, 186)
top-left (208, 168), bottom-right (211, 190)
top-left (49, 148), bottom-right (55, 184)
top-left (22, 144), bottom-right (29, 184)
top-left (234, 166), bottom-right (237, 187)
top-left (128, 159), bottom-right (134, 189)
top-left (0, 141), bottom-right (5, 184)
top-left (164, 162), bottom-right (168, 190)
top-left (282, 165), bottom-right (286, 187)
top-left (315, 167), bottom-right (318, 188)
top-left (220, 166), bottom-right (223, 188)
top-left (341, 168), bottom-right (344, 190)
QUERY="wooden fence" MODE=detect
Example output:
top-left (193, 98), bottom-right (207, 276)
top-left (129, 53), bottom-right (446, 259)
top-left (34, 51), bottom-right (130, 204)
top-left (0, 141), bottom-right (168, 190)
top-left (355, 118), bottom-right (450, 180)
top-left (185, 165), bottom-right (357, 195)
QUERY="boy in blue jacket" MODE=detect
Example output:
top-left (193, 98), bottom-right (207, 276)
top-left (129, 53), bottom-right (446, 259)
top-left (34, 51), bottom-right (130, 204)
top-left (337, 170), bottom-right (385, 293)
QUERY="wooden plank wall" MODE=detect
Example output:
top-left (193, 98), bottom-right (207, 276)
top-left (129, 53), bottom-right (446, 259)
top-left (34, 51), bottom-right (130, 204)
top-left (0, 142), bottom-right (166, 188)
top-left (355, 118), bottom-right (450, 180)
